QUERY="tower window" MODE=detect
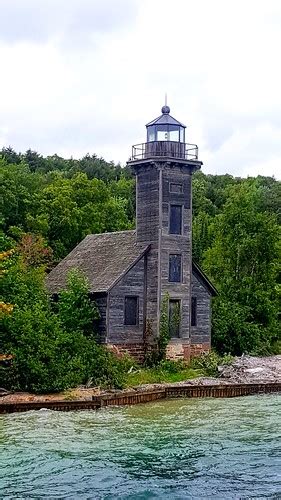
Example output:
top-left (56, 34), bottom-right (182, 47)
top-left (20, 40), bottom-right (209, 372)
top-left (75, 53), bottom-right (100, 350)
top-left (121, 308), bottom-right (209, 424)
top-left (124, 296), bottom-right (139, 326)
top-left (191, 297), bottom-right (197, 327)
top-left (170, 183), bottom-right (183, 194)
top-left (169, 254), bottom-right (182, 282)
top-left (169, 299), bottom-right (181, 338)
top-left (169, 205), bottom-right (182, 234)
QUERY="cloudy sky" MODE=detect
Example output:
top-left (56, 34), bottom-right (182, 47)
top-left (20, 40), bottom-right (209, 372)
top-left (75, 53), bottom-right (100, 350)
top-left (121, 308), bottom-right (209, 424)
top-left (0, 0), bottom-right (281, 178)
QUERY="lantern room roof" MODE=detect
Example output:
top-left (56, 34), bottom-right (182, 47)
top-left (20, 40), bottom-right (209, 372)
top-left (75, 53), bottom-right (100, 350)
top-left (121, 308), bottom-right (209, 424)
top-left (146, 106), bottom-right (186, 128)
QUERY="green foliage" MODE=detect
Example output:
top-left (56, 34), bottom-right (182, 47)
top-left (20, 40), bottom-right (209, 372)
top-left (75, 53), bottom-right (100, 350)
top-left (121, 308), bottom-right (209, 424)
top-left (190, 351), bottom-right (233, 376)
top-left (0, 158), bottom-right (133, 260)
top-left (203, 182), bottom-right (280, 355)
top-left (55, 269), bottom-right (100, 337)
top-left (125, 360), bottom-right (203, 387)
top-left (169, 301), bottom-right (181, 339)
top-left (0, 255), bottom-right (133, 393)
top-left (1, 147), bottom-right (280, 378)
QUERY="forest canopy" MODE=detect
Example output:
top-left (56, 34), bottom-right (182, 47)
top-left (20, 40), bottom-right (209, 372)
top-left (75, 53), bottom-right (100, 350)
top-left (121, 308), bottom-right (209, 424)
top-left (0, 146), bottom-right (280, 391)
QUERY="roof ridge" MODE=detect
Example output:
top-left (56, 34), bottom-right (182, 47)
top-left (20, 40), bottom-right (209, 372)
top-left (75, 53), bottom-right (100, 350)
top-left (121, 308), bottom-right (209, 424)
top-left (86, 229), bottom-right (135, 238)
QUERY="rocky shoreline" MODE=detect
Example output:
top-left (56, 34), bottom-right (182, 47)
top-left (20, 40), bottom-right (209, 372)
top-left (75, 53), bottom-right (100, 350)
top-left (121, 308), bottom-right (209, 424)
top-left (1, 355), bottom-right (280, 405)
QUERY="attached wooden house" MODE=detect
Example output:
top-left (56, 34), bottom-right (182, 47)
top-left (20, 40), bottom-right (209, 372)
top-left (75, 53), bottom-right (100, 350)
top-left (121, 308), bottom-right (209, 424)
top-left (46, 105), bottom-right (217, 361)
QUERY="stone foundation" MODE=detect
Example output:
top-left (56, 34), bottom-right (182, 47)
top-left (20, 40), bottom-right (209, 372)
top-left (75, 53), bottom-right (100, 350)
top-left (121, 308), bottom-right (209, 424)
top-left (166, 341), bottom-right (210, 362)
top-left (166, 341), bottom-right (191, 362)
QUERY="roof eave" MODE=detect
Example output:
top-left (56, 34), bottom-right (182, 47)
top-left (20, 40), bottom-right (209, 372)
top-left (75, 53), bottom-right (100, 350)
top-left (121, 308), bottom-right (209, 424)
top-left (192, 261), bottom-right (218, 296)
top-left (146, 114), bottom-right (186, 128)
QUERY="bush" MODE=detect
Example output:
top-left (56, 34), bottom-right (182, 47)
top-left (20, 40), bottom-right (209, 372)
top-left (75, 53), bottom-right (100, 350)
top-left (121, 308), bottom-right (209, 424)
top-left (0, 259), bottom-right (134, 393)
top-left (211, 298), bottom-right (279, 356)
top-left (190, 351), bottom-right (233, 376)
top-left (55, 269), bottom-right (100, 336)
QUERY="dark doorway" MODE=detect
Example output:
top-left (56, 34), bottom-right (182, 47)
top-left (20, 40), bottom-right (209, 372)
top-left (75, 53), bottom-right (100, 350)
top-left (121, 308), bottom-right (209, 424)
top-left (169, 299), bottom-right (181, 337)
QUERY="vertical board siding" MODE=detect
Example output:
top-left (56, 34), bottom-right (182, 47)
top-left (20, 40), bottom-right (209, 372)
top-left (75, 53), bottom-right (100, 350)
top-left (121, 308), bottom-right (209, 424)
top-left (135, 164), bottom-right (160, 335)
top-left (160, 165), bottom-right (192, 340)
top-left (191, 271), bottom-right (211, 344)
top-left (93, 294), bottom-right (107, 342)
top-left (108, 257), bottom-right (145, 343)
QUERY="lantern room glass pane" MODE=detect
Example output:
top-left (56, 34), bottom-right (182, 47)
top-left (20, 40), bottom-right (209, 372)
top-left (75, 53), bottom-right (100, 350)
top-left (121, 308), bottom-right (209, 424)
top-left (169, 125), bottom-right (180, 142)
top-left (180, 127), bottom-right (185, 143)
top-left (147, 126), bottom-right (156, 142)
top-left (156, 125), bottom-right (169, 141)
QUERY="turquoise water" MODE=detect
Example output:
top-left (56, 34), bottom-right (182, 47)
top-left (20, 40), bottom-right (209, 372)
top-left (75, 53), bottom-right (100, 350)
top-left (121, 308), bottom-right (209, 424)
top-left (0, 394), bottom-right (280, 499)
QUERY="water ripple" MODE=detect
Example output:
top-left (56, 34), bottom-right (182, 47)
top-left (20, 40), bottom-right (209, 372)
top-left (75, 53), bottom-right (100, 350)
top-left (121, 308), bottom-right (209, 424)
top-left (0, 394), bottom-right (280, 498)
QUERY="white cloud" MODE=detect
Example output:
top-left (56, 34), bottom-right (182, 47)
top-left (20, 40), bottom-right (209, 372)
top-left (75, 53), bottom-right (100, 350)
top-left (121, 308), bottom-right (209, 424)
top-left (0, 0), bottom-right (281, 178)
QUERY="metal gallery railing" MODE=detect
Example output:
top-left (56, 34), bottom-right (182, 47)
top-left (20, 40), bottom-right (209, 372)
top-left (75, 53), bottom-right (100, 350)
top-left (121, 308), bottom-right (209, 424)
top-left (131, 141), bottom-right (198, 161)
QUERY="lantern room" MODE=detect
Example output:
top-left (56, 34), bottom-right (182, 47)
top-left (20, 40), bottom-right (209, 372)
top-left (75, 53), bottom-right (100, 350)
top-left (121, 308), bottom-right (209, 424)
top-left (129, 104), bottom-right (199, 161)
top-left (146, 105), bottom-right (186, 143)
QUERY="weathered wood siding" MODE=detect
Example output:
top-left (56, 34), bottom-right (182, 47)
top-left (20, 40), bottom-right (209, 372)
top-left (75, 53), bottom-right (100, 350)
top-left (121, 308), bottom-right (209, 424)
top-left (107, 257), bottom-right (145, 344)
top-left (92, 294), bottom-right (107, 343)
top-left (135, 164), bottom-right (160, 334)
top-left (160, 164), bottom-right (193, 339)
top-left (191, 272), bottom-right (211, 344)
top-left (136, 165), bottom-right (159, 243)
top-left (133, 160), bottom-right (201, 342)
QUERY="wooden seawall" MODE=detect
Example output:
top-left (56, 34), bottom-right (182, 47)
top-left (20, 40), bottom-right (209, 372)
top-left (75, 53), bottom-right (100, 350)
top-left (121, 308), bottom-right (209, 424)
top-left (0, 383), bottom-right (280, 414)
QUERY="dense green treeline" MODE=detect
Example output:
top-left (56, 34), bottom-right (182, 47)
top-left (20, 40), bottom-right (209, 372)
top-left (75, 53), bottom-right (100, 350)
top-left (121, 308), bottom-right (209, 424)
top-left (1, 150), bottom-right (134, 259)
top-left (193, 173), bottom-right (280, 354)
top-left (0, 147), bottom-right (280, 393)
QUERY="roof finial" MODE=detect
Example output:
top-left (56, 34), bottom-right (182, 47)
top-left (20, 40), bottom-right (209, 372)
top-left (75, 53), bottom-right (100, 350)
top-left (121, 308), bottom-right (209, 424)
top-left (162, 93), bottom-right (170, 114)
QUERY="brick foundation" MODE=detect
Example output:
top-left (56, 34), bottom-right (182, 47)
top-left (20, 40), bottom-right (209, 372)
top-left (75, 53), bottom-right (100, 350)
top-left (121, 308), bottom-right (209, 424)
top-left (107, 341), bottom-right (210, 364)
top-left (190, 343), bottom-right (211, 358)
top-left (107, 343), bottom-right (145, 363)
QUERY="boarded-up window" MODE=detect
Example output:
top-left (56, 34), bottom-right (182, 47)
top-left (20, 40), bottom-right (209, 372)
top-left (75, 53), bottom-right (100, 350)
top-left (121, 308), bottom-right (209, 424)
top-left (169, 205), bottom-right (182, 234)
top-left (191, 296), bottom-right (197, 326)
top-left (124, 296), bottom-right (139, 326)
top-left (169, 254), bottom-right (182, 282)
top-left (170, 183), bottom-right (183, 194)
top-left (169, 299), bottom-right (181, 337)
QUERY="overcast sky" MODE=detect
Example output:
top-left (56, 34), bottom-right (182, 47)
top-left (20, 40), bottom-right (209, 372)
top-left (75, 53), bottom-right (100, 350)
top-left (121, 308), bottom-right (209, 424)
top-left (0, 0), bottom-right (281, 178)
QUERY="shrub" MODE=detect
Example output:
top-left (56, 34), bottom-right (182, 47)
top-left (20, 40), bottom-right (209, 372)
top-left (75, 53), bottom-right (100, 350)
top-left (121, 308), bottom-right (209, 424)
top-left (1, 260), bottom-right (134, 393)
top-left (190, 351), bottom-right (233, 376)
top-left (55, 269), bottom-right (100, 336)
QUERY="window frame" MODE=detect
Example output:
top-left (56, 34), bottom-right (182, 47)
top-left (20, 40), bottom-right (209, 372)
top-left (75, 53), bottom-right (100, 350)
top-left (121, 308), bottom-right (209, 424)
top-left (169, 182), bottom-right (183, 194)
top-left (191, 296), bottom-right (197, 327)
top-left (124, 296), bottom-right (139, 326)
top-left (169, 204), bottom-right (183, 235)
top-left (168, 253), bottom-right (182, 283)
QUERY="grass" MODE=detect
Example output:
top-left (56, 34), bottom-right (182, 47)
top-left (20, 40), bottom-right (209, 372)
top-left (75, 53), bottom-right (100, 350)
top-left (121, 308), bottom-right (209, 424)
top-left (125, 363), bottom-right (205, 387)
top-left (124, 352), bottom-right (235, 388)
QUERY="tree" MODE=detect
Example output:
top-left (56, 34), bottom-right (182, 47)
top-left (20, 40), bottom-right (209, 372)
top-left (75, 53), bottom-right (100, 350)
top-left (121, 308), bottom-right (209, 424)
top-left (204, 182), bottom-right (280, 354)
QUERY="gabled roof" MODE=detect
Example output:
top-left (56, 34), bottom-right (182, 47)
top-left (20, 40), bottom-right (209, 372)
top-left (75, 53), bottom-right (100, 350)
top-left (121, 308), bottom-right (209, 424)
top-left (192, 262), bottom-right (218, 296)
top-left (46, 229), bottom-right (217, 297)
top-left (46, 230), bottom-right (149, 294)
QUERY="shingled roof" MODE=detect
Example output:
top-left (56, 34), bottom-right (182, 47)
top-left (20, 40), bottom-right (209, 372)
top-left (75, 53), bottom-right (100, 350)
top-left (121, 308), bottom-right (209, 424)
top-left (46, 230), bottom-right (149, 294)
